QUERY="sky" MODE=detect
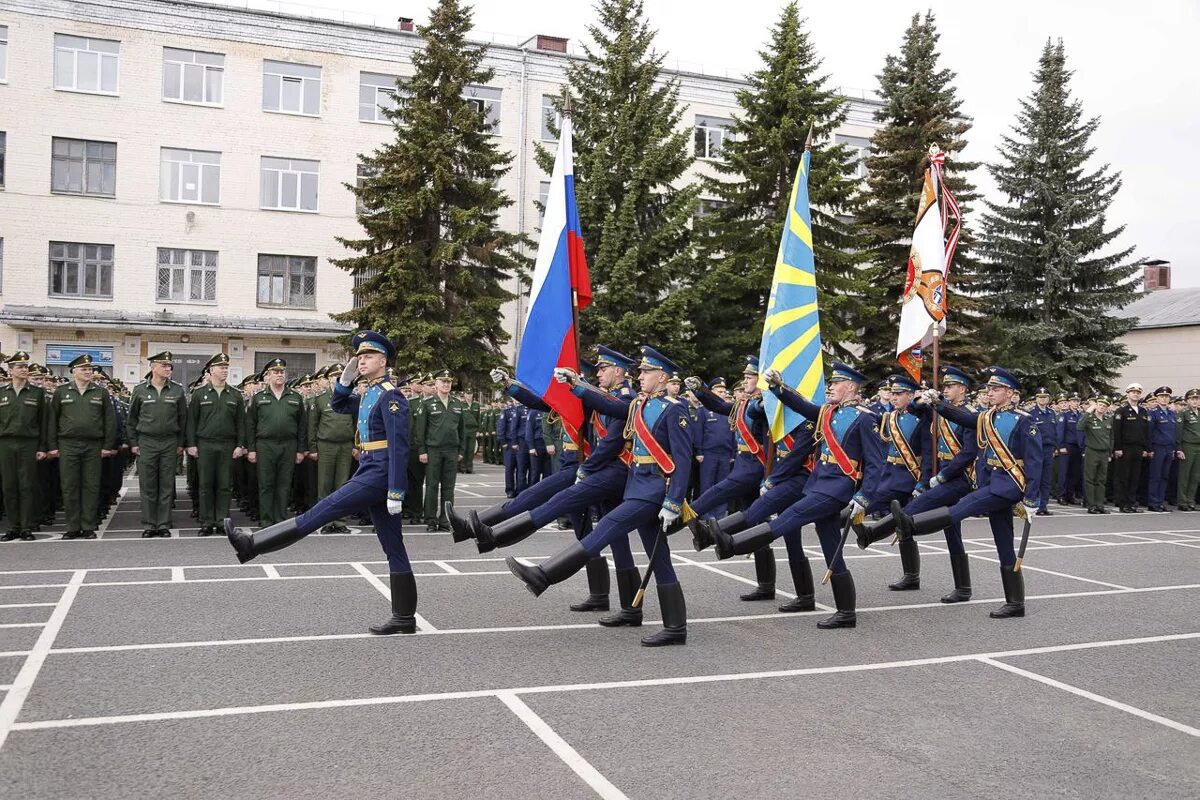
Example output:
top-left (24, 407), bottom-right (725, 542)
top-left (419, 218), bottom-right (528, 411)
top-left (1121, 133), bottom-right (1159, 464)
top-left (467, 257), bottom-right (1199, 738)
top-left (234, 0), bottom-right (1200, 287)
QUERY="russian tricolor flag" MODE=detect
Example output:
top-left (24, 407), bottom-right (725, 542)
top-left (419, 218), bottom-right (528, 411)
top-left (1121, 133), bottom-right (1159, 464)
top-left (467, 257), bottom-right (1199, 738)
top-left (516, 115), bottom-right (591, 437)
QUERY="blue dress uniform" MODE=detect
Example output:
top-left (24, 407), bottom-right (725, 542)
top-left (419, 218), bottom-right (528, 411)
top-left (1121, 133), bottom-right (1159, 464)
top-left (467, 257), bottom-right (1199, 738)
top-left (512, 405), bottom-right (532, 494)
top-left (226, 331), bottom-right (420, 636)
top-left (1056, 398), bottom-right (1084, 504)
top-left (1030, 389), bottom-right (1059, 513)
top-left (893, 366), bottom-right (1045, 619)
top-left (706, 362), bottom-right (884, 630)
top-left (498, 402), bottom-right (521, 497)
top-left (506, 346), bottom-right (694, 647)
top-left (1146, 388), bottom-right (1178, 511)
top-left (695, 377), bottom-right (735, 499)
top-left (525, 408), bottom-right (553, 485)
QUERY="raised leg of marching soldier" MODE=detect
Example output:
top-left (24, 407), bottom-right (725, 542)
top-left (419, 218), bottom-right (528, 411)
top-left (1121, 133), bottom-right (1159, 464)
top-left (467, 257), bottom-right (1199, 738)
top-left (138, 436), bottom-right (178, 536)
top-left (856, 490), bottom-right (921, 591)
top-left (60, 439), bottom-right (102, 538)
top-left (689, 469), bottom-right (774, 601)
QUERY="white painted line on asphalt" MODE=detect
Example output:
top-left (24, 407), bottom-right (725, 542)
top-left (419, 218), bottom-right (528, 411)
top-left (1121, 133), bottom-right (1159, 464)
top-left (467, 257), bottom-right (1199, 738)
top-left (965, 553), bottom-right (1133, 591)
top-left (497, 691), bottom-right (630, 800)
top-left (978, 657), bottom-right (1200, 738)
top-left (0, 623), bottom-right (46, 629)
top-left (1109, 532), bottom-right (1166, 543)
top-left (261, 564), bottom-right (281, 579)
top-left (670, 552), bottom-right (835, 612)
top-left (351, 562), bottom-right (438, 632)
top-left (0, 685), bottom-right (11, 691)
top-left (0, 603), bottom-right (57, 609)
top-left (15, 631), bottom-right (1200, 733)
top-left (1167, 541), bottom-right (1200, 550)
top-left (432, 561), bottom-right (461, 574)
top-left (454, 488), bottom-right (484, 498)
top-left (0, 570), bottom-right (85, 752)
top-left (170, 568), bottom-right (184, 583)
top-left (1068, 535), bottom-right (1114, 545)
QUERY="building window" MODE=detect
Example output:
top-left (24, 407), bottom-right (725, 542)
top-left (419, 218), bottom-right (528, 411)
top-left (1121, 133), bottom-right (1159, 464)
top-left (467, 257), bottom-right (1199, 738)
top-left (54, 34), bottom-right (119, 94)
top-left (257, 254), bottom-right (316, 308)
top-left (51, 137), bottom-right (116, 197)
top-left (260, 157), bottom-right (319, 212)
top-left (352, 268), bottom-right (378, 310)
top-left (262, 59), bottom-right (321, 116)
top-left (254, 351), bottom-right (316, 375)
top-left (160, 148), bottom-right (220, 205)
top-left (359, 72), bottom-right (404, 123)
top-left (356, 162), bottom-right (381, 215)
top-left (0, 25), bottom-right (8, 82)
top-left (463, 85), bottom-right (501, 133)
top-left (162, 47), bottom-right (224, 105)
top-left (49, 241), bottom-right (113, 299)
top-left (694, 116), bottom-right (733, 160)
top-left (0, 131), bottom-right (6, 188)
top-left (835, 134), bottom-right (871, 179)
top-left (692, 198), bottom-right (727, 233)
top-left (540, 94), bottom-right (562, 141)
top-left (537, 180), bottom-right (550, 223)
top-left (157, 248), bottom-right (217, 303)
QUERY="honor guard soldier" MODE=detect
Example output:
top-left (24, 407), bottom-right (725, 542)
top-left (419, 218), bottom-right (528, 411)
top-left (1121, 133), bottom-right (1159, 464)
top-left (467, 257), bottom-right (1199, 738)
top-left (247, 359), bottom-right (307, 527)
top-left (413, 368), bottom-right (467, 531)
top-left (308, 364), bottom-right (356, 532)
top-left (892, 367), bottom-right (1045, 619)
top-left (1146, 386), bottom-right (1179, 512)
top-left (186, 354), bottom-right (246, 535)
top-left (1177, 389), bottom-right (1200, 511)
top-left (1030, 388), bottom-right (1059, 515)
top-left (1078, 394), bottom-right (1114, 513)
top-left (1111, 383), bottom-right (1149, 513)
top-left (47, 354), bottom-right (117, 539)
top-left (127, 352), bottom-right (187, 537)
top-left (0, 352), bottom-right (48, 541)
top-left (227, 331), bottom-right (419, 635)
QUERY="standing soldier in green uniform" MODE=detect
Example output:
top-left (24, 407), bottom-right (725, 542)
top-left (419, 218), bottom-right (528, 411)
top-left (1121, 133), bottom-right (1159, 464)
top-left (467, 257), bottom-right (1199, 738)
top-left (1078, 394), bottom-right (1114, 514)
top-left (1178, 388), bottom-right (1200, 511)
top-left (402, 376), bottom-right (427, 522)
top-left (47, 354), bottom-right (116, 539)
top-left (309, 363), bottom-right (356, 532)
top-left (459, 392), bottom-right (481, 474)
top-left (414, 369), bottom-right (466, 531)
top-left (127, 352), bottom-right (187, 538)
top-left (187, 354), bottom-right (246, 536)
top-left (0, 352), bottom-right (48, 541)
top-left (248, 358), bottom-right (308, 527)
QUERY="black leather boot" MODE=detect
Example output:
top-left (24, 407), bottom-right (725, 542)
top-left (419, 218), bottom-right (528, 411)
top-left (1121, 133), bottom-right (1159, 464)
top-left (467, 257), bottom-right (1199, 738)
top-left (569, 557), bottom-right (611, 611)
top-left (741, 547), bottom-right (776, 600)
top-left (446, 503), bottom-right (478, 543)
top-left (599, 567), bottom-right (643, 627)
top-left (477, 511), bottom-right (537, 554)
top-left (224, 517), bottom-right (305, 564)
top-left (369, 572), bottom-right (418, 635)
top-left (888, 539), bottom-right (921, 590)
top-left (713, 521), bottom-right (773, 561)
top-left (690, 512), bottom-right (745, 552)
top-left (816, 571), bottom-right (857, 629)
top-left (641, 582), bottom-right (687, 646)
top-left (506, 541), bottom-right (591, 597)
top-left (941, 553), bottom-right (972, 603)
top-left (778, 554), bottom-right (816, 612)
top-left (891, 500), bottom-right (953, 540)
top-left (989, 565), bottom-right (1025, 618)
top-left (855, 513), bottom-right (897, 549)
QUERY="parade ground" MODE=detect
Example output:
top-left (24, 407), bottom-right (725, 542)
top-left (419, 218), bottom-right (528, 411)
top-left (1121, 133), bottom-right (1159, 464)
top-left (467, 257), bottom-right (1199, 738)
top-left (1, 464), bottom-right (1197, 799)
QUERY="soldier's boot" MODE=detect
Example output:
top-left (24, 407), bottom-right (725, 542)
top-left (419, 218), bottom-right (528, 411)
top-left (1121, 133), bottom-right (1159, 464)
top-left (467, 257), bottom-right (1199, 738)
top-left (1, 530), bottom-right (18, 542)
top-left (569, 557), bottom-right (611, 611)
top-left (888, 539), bottom-right (921, 591)
top-left (477, 511), bottom-right (537, 554)
top-left (941, 553), bottom-right (973, 603)
top-left (741, 547), bottom-right (776, 601)
top-left (891, 500), bottom-right (953, 540)
top-left (689, 511), bottom-right (745, 552)
top-left (989, 566), bottom-right (1025, 618)
top-left (19, 530), bottom-right (36, 541)
top-left (599, 567), bottom-right (643, 627)
top-left (446, 503), bottom-right (481, 543)
top-left (369, 572), bottom-right (418, 635)
top-left (506, 541), bottom-right (590, 597)
top-left (711, 522), bottom-right (773, 562)
top-left (854, 513), bottom-right (897, 550)
top-left (778, 554), bottom-right (816, 613)
top-left (816, 571), bottom-right (857, 629)
top-left (224, 517), bottom-right (305, 565)
top-left (640, 582), bottom-right (687, 647)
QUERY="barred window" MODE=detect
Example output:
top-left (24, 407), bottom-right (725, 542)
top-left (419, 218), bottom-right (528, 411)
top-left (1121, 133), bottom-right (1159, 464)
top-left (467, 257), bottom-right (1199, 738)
top-left (157, 248), bottom-right (217, 303)
top-left (160, 148), bottom-right (220, 204)
top-left (694, 115), bottom-right (734, 160)
top-left (262, 59), bottom-right (321, 116)
top-left (352, 267), bottom-right (378, 310)
top-left (163, 47), bottom-right (224, 105)
top-left (257, 254), bottom-right (316, 308)
top-left (54, 34), bottom-right (119, 94)
top-left (49, 241), bottom-right (113, 299)
top-left (52, 137), bottom-right (116, 196)
top-left (260, 156), bottom-right (319, 212)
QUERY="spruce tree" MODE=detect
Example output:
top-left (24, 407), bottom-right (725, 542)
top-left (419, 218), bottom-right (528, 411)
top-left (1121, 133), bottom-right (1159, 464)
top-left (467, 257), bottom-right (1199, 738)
top-left (977, 39), bottom-right (1139, 393)
top-left (858, 12), bottom-right (985, 381)
top-left (691, 1), bottom-right (868, 375)
top-left (536, 0), bottom-right (699, 362)
top-left (333, 0), bottom-right (529, 383)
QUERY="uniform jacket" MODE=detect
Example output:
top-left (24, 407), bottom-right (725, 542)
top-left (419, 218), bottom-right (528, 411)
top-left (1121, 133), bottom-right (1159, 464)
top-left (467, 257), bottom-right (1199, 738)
top-left (186, 384), bottom-right (246, 447)
top-left (939, 402), bottom-right (1044, 505)
top-left (48, 381), bottom-right (117, 449)
top-left (331, 377), bottom-right (408, 500)
top-left (1112, 402), bottom-right (1149, 450)
top-left (912, 401), bottom-right (978, 486)
top-left (127, 380), bottom-right (187, 447)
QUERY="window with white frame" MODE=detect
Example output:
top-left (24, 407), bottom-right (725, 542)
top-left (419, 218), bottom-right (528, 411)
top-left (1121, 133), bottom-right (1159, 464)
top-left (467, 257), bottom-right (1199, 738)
top-left (0, 131), bottom-right (6, 188)
top-left (463, 85), bottom-right (501, 133)
top-left (694, 116), bottom-right (733, 160)
top-left (692, 198), bottom-right (727, 234)
top-left (359, 72), bottom-right (404, 123)
top-left (260, 157), bottom-right (319, 212)
top-left (537, 180), bottom-right (550, 223)
top-left (157, 248), bottom-right (217, 303)
top-left (160, 148), bottom-right (220, 205)
top-left (262, 59), bottom-right (321, 116)
top-left (356, 162), bottom-right (381, 215)
top-left (51, 137), bottom-right (116, 196)
top-left (54, 34), bottom-right (119, 94)
top-left (540, 94), bottom-right (562, 141)
top-left (162, 47), bottom-right (224, 105)
top-left (0, 25), bottom-right (8, 82)
top-left (49, 241), bottom-right (113, 299)
top-left (835, 134), bottom-right (872, 179)
top-left (257, 254), bottom-right (316, 308)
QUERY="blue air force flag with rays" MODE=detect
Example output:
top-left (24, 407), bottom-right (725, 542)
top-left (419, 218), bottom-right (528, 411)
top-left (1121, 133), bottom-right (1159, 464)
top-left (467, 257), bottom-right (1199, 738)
top-left (756, 149), bottom-right (826, 442)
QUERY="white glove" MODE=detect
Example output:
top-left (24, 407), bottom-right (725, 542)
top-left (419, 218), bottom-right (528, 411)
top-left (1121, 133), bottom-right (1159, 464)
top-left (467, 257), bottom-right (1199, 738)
top-left (1018, 502), bottom-right (1038, 524)
top-left (929, 474), bottom-right (942, 489)
top-left (553, 367), bottom-right (579, 385)
top-left (760, 483), bottom-right (769, 496)
top-left (918, 388), bottom-right (940, 406)
top-left (845, 499), bottom-right (867, 521)
top-left (658, 508), bottom-right (680, 527)
top-left (387, 498), bottom-right (404, 515)
top-left (489, 368), bottom-right (509, 385)
top-left (764, 368), bottom-right (783, 387)
top-left (684, 376), bottom-right (703, 392)
top-left (339, 356), bottom-right (360, 386)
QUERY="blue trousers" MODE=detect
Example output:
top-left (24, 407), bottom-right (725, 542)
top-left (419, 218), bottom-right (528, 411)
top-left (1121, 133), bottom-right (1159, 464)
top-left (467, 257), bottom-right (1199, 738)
top-left (1057, 444), bottom-right (1083, 500)
top-left (906, 478), bottom-right (971, 555)
top-left (766, 491), bottom-right (849, 574)
top-left (503, 446), bottom-right (518, 495)
top-left (742, 477), bottom-right (809, 526)
top-left (947, 486), bottom-right (1019, 567)
top-left (697, 451), bottom-right (733, 507)
top-left (296, 456), bottom-right (409, 573)
top-left (866, 487), bottom-right (912, 518)
top-left (503, 467), bottom-right (574, 516)
top-left (1038, 445), bottom-right (1056, 510)
top-left (515, 447), bottom-right (531, 494)
top-left (579, 498), bottom-right (677, 585)
top-left (692, 453), bottom-right (763, 519)
top-left (530, 464), bottom-right (633, 569)
top-left (1147, 448), bottom-right (1174, 507)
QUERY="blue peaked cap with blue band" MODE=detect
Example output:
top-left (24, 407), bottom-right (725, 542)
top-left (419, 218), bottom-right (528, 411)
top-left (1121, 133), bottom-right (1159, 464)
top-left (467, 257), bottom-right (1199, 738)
top-left (596, 345), bottom-right (636, 371)
top-left (352, 330), bottom-right (396, 362)
top-left (982, 366), bottom-right (1021, 391)
top-left (639, 345), bottom-right (681, 375)
top-left (829, 361), bottom-right (867, 385)
top-left (743, 355), bottom-right (760, 375)
top-left (940, 365), bottom-right (972, 386)
top-left (888, 374), bottom-right (920, 393)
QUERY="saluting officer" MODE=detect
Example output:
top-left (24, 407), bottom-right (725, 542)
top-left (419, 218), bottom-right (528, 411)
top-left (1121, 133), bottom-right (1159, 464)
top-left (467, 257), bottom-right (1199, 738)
top-left (127, 352), bottom-right (187, 537)
top-left (186, 354), bottom-right (246, 535)
top-left (414, 369), bottom-right (467, 531)
top-left (309, 364), bottom-right (356, 533)
top-left (0, 352), bottom-right (48, 541)
top-left (247, 358), bottom-right (308, 527)
top-left (47, 354), bottom-right (117, 539)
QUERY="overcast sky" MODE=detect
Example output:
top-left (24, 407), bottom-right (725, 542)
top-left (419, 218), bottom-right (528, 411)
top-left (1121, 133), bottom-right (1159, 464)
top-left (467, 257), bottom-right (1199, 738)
top-left (241, 0), bottom-right (1199, 287)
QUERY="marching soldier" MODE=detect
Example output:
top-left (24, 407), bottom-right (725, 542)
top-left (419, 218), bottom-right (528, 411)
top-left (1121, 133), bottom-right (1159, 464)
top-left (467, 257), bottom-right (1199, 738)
top-left (47, 354), bottom-right (117, 539)
top-left (309, 364), bottom-right (356, 533)
top-left (187, 354), bottom-right (246, 535)
top-left (247, 358), bottom-right (307, 527)
top-left (0, 352), bottom-right (48, 541)
top-left (1177, 389), bottom-right (1200, 511)
top-left (1078, 394), bottom-right (1114, 513)
top-left (127, 352), bottom-right (187, 537)
top-left (1111, 383), bottom-right (1149, 513)
top-left (413, 369), bottom-right (466, 531)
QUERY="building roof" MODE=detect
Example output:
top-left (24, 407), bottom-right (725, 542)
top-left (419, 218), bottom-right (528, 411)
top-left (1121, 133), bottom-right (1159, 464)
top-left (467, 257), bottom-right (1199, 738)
top-left (1, 305), bottom-right (352, 338)
top-left (1116, 287), bottom-right (1200, 330)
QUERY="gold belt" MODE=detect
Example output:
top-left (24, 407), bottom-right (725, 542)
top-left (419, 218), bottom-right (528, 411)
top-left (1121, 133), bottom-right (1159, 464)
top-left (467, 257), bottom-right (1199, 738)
top-left (564, 443), bottom-right (578, 451)
top-left (886, 454), bottom-right (913, 465)
top-left (938, 452), bottom-right (954, 461)
top-left (737, 444), bottom-right (755, 453)
top-left (820, 453), bottom-right (860, 470)
top-left (360, 440), bottom-right (388, 451)
top-left (632, 454), bottom-right (659, 465)
top-left (986, 457), bottom-right (1022, 468)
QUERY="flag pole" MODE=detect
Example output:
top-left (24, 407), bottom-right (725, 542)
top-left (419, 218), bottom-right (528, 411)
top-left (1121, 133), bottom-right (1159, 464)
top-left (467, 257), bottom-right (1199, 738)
top-left (928, 144), bottom-right (942, 478)
top-left (562, 87), bottom-right (581, 364)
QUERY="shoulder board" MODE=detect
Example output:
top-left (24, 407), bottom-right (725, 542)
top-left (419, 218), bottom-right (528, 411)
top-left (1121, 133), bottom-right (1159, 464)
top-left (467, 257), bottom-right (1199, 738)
top-left (855, 404), bottom-right (873, 414)
top-left (662, 396), bottom-right (680, 405)
top-left (1014, 409), bottom-right (1030, 417)
top-left (381, 381), bottom-right (394, 391)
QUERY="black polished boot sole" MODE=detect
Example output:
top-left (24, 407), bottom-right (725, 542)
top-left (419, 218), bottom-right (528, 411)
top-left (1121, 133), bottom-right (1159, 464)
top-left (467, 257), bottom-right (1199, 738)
top-left (816, 611), bottom-right (857, 629)
top-left (640, 629), bottom-right (687, 646)
top-left (778, 596), bottom-right (815, 613)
